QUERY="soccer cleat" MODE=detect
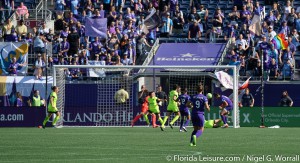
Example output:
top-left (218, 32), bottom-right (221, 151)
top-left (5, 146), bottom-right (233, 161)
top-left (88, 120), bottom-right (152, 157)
top-left (189, 143), bottom-right (196, 147)
top-left (221, 124), bottom-right (229, 128)
top-left (42, 125), bottom-right (45, 129)
top-left (182, 127), bottom-right (187, 132)
top-left (179, 129), bottom-right (183, 132)
top-left (169, 123), bottom-right (173, 129)
top-left (160, 126), bottom-right (165, 131)
top-left (53, 125), bottom-right (62, 128)
top-left (131, 120), bottom-right (134, 127)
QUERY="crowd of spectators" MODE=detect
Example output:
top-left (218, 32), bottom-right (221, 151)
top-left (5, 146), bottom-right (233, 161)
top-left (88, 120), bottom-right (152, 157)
top-left (223, 0), bottom-right (300, 80)
top-left (0, 0), bottom-right (300, 80)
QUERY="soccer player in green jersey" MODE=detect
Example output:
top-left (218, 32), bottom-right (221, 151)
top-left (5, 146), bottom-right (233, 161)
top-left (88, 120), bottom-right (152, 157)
top-left (42, 86), bottom-right (60, 129)
top-left (148, 91), bottom-right (164, 128)
top-left (160, 84), bottom-right (181, 131)
top-left (204, 119), bottom-right (224, 128)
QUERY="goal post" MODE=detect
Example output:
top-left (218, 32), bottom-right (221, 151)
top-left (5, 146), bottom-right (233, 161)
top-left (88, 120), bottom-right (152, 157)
top-left (52, 65), bottom-right (239, 128)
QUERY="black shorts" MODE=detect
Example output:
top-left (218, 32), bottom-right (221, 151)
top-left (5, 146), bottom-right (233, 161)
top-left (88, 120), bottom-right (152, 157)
top-left (34, 47), bottom-right (45, 54)
top-left (148, 110), bottom-right (160, 114)
top-left (68, 48), bottom-right (78, 57)
top-left (48, 111), bottom-right (58, 114)
top-left (167, 110), bottom-right (179, 113)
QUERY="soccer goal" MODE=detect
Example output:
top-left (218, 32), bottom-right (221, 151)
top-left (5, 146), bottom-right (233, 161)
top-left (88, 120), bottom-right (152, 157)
top-left (52, 65), bottom-right (240, 128)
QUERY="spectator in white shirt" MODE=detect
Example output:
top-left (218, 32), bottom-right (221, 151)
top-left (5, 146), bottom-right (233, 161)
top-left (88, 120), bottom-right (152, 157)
top-left (235, 34), bottom-right (248, 50)
top-left (121, 54), bottom-right (132, 65)
top-left (266, 26), bottom-right (277, 42)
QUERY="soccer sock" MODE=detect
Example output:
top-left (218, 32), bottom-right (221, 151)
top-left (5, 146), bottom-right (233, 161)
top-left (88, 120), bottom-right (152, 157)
top-left (151, 114), bottom-right (157, 126)
top-left (133, 114), bottom-right (142, 124)
top-left (162, 116), bottom-right (169, 126)
top-left (143, 114), bottom-right (150, 125)
top-left (224, 116), bottom-right (228, 124)
top-left (190, 130), bottom-right (197, 143)
top-left (170, 115), bottom-right (180, 125)
top-left (43, 116), bottom-right (50, 126)
top-left (180, 117), bottom-right (184, 129)
top-left (195, 130), bottom-right (203, 138)
top-left (221, 115), bottom-right (227, 125)
top-left (52, 115), bottom-right (60, 125)
top-left (184, 119), bottom-right (190, 127)
top-left (158, 117), bottom-right (163, 124)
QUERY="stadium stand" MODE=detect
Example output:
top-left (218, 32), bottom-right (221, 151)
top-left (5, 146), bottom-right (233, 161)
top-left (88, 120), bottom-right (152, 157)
top-left (0, 0), bottom-right (299, 81)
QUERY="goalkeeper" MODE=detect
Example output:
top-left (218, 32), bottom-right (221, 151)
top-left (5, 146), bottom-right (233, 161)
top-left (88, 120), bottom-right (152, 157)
top-left (42, 86), bottom-right (60, 129)
top-left (131, 85), bottom-right (150, 126)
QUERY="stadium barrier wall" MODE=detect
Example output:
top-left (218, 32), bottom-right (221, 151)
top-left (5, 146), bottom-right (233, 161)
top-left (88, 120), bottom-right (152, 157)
top-left (206, 107), bottom-right (300, 127)
top-left (214, 84), bottom-right (300, 107)
top-left (0, 107), bottom-right (47, 127)
top-left (0, 106), bottom-right (300, 127)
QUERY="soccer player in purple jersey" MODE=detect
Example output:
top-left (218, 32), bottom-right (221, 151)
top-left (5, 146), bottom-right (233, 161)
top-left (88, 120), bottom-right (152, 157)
top-left (178, 88), bottom-right (191, 132)
top-left (213, 93), bottom-right (233, 128)
top-left (186, 85), bottom-right (210, 147)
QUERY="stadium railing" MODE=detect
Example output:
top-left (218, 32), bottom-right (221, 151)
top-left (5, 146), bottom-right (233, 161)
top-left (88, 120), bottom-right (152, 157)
top-left (139, 39), bottom-right (159, 72)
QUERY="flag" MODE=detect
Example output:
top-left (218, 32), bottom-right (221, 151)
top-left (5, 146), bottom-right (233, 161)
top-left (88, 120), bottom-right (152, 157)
top-left (85, 18), bottom-right (107, 38)
top-left (238, 77), bottom-right (251, 90)
top-left (8, 78), bottom-right (17, 106)
top-left (271, 33), bottom-right (288, 50)
top-left (142, 8), bottom-right (161, 34)
top-left (215, 71), bottom-right (233, 89)
top-left (228, 89), bottom-right (246, 103)
top-left (0, 43), bottom-right (28, 75)
top-left (249, 15), bottom-right (262, 36)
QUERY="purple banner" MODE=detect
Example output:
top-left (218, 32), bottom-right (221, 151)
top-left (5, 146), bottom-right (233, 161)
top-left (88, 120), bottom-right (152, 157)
top-left (0, 107), bottom-right (46, 127)
top-left (154, 43), bottom-right (225, 66)
top-left (85, 18), bottom-right (107, 38)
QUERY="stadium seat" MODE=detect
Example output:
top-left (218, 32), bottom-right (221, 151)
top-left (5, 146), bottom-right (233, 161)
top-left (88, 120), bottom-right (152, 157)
top-left (218, 1), bottom-right (227, 5)
top-left (217, 4), bottom-right (226, 10)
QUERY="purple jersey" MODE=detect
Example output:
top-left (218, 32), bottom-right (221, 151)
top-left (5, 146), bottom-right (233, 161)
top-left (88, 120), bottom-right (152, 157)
top-left (17, 98), bottom-right (22, 107)
top-left (179, 94), bottom-right (190, 111)
top-left (221, 95), bottom-right (233, 108)
top-left (9, 63), bottom-right (20, 75)
top-left (191, 94), bottom-right (208, 114)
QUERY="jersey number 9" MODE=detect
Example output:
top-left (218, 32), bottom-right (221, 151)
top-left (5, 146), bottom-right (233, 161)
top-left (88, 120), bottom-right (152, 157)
top-left (195, 101), bottom-right (201, 109)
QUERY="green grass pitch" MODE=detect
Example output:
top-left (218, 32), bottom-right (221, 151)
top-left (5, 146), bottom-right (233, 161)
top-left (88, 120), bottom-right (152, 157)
top-left (1, 127), bottom-right (300, 163)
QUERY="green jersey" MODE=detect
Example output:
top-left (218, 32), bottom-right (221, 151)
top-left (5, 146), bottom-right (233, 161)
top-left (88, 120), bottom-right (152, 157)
top-left (148, 97), bottom-right (158, 110)
top-left (204, 120), bottom-right (224, 128)
top-left (32, 95), bottom-right (41, 107)
top-left (48, 92), bottom-right (58, 112)
top-left (167, 90), bottom-right (179, 110)
top-left (204, 120), bottom-right (214, 128)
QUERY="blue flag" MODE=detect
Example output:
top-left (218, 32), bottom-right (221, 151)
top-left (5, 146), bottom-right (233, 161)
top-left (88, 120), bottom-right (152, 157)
top-left (85, 18), bottom-right (107, 39)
